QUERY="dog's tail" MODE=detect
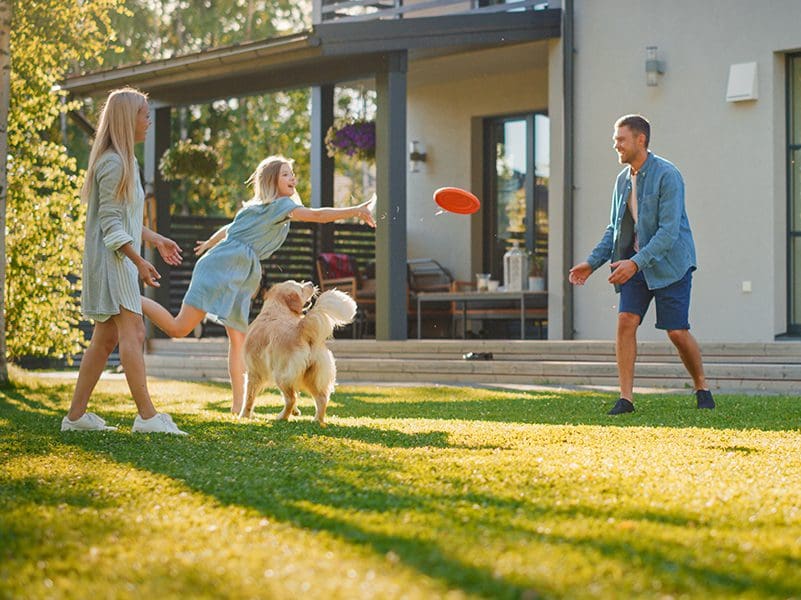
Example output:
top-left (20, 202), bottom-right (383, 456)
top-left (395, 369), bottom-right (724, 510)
top-left (302, 289), bottom-right (357, 341)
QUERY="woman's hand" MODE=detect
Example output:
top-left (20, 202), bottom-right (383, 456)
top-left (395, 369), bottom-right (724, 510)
top-left (136, 257), bottom-right (161, 288)
top-left (155, 235), bottom-right (183, 266)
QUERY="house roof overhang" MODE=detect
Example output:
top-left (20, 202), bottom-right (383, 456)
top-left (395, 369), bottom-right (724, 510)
top-left (61, 9), bottom-right (561, 105)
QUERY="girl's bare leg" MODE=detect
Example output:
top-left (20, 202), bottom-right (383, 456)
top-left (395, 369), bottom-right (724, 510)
top-left (141, 296), bottom-right (206, 338)
top-left (113, 308), bottom-right (157, 419)
top-left (225, 326), bottom-right (246, 415)
top-left (68, 320), bottom-right (119, 421)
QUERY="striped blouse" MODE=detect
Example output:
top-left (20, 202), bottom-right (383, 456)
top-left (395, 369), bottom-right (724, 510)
top-left (81, 152), bottom-right (144, 321)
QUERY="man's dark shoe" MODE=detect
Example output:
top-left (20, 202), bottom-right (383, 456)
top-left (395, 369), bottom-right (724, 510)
top-left (696, 389), bottom-right (715, 409)
top-left (607, 398), bottom-right (635, 415)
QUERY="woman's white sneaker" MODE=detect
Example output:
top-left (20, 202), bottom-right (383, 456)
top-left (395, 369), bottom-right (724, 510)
top-left (61, 412), bottom-right (117, 432)
top-left (131, 413), bottom-right (187, 435)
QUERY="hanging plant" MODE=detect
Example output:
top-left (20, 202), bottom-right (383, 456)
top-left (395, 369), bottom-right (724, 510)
top-left (325, 119), bottom-right (376, 161)
top-left (158, 140), bottom-right (220, 183)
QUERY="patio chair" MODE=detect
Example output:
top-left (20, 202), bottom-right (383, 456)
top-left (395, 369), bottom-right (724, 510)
top-left (315, 252), bottom-right (375, 337)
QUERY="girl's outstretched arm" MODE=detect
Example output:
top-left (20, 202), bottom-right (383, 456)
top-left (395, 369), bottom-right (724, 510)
top-left (289, 199), bottom-right (376, 228)
top-left (195, 223), bottom-right (231, 256)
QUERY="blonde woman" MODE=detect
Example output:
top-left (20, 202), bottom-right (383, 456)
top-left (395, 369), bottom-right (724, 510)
top-left (62, 88), bottom-right (187, 435)
top-left (141, 156), bottom-right (375, 415)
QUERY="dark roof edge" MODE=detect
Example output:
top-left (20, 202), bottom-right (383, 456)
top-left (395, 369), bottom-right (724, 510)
top-left (61, 31), bottom-right (314, 92)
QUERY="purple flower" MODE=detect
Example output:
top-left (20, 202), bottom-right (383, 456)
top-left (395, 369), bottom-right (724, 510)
top-left (325, 119), bottom-right (376, 161)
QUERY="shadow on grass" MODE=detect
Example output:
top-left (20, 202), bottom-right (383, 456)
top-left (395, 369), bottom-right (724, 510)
top-left (3, 381), bottom-right (801, 599)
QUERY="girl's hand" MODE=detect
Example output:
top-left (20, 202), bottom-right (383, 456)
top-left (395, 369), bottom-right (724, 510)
top-left (136, 258), bottom-right (161, 288)
top-left (155, 235), bottom-right (183, 266)
top-left (194, 240), bottom-right (210, 256)
top-left (354, 198), bottom-right (376, 228)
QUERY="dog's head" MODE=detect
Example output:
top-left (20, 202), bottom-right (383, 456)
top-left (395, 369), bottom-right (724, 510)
top-left (263, 280), bottom-right (317, 316)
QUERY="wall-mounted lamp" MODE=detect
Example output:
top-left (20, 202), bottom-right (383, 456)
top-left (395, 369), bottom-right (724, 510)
top-left (645, 46), bottom-right (665, 87)
top-left (409, 140), bottom-right (427, 173)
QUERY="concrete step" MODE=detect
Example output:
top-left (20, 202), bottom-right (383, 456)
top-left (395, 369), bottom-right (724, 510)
top-left (148, 338), bottom-right (801, 360)
top-left (144, 338), bottom-right (801, 392)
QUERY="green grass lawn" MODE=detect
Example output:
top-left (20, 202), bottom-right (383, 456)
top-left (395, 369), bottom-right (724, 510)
top-left (2, 368), bottom-right (801, 599)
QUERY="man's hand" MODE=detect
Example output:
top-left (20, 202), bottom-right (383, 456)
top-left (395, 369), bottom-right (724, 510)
top-left (136, 257), bottom-right (162, 288)
top-left (568, 262), bottom-right (593, 286)
top-left (608, 259), bottom-right (638, 285)
top-left (155, 235), bottom-right (183, 266)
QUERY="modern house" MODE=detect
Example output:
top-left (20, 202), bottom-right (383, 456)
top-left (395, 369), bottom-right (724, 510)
top-left (62, 0), bottom-right (801, 347)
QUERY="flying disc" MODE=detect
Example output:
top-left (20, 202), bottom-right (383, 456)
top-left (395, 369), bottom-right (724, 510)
top-left (434, 187), bottom-right (481, 215)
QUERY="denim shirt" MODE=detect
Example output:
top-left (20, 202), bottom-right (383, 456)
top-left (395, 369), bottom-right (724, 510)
top-left (586, 152), bottom-right (697, 290)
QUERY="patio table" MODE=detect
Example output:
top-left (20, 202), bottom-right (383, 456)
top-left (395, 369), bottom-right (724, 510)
top-left (416, 290), bottom-right (548, 339)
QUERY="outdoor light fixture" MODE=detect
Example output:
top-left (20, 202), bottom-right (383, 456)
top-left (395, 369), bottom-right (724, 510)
top-left (646, 46), bottom-right (665, 87)
top-left (409, 140), bottom-right (427, 172)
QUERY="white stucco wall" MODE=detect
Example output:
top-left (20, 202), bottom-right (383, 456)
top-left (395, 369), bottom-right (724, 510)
top-left (569, 0), bottom-right (801, 342)
top-left (406, 43), bottom-right (549, 283)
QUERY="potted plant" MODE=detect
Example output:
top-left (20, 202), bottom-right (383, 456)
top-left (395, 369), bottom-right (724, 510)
top-left (528, 252), bottom-right (546, 291)
top-left (325, 118), bottom-right (376, 162)
top-left (158, 139), bottom-right (220, 183)
top-left (159, 140), bottom-right (221, 215)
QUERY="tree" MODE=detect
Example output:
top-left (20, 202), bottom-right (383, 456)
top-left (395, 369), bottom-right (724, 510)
top-left (3, 0), bottom-right (123, 366)
top-left (0, 0), bottom-right (11, 383)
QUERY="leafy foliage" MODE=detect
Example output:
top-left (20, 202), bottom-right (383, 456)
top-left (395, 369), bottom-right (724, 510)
top-left (170, 92), bottom-right (314, 217)
top-left (6, 0), bottom-right (124, 360)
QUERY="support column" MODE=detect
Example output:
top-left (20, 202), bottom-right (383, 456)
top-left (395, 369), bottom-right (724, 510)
top-left (375, 51), bottom-right (408, 340)
top-left (311, 84), bottom-right (335, 253)
top-left (562, 0), bottom-right (575, 339)
top-left (143, 104), bottom-right (172, 338)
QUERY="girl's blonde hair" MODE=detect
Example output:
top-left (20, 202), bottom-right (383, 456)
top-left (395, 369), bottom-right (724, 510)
top-left (80, 87), bottom-right (148, 204)
top-left (244, 155), bottom-right (300, 206)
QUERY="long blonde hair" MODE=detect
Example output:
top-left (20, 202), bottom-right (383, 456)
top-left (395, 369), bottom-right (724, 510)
top-left (244, 155), bottom-right (300, 206)
top-left (80, 88), bottom-right (148, 204)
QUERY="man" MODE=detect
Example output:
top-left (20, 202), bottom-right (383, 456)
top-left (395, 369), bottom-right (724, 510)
top-left (568, 114), bottom-right (715, 415)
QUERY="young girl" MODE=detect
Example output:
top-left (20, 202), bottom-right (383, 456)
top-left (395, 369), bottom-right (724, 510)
top-left (62, 87), bottom-right (187, 435)
top-left (141, 156), bottom-right (375, 414)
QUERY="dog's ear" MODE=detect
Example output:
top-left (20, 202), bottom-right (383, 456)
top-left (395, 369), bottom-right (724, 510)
top-left (284, 289), bottom-right (304, 315)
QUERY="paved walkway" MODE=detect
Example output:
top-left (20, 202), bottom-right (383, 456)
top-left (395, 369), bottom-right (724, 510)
top-left (30, 369), bottom-right (690, 395)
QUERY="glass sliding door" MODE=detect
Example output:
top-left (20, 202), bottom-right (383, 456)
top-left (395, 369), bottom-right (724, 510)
top-left (788, 54), bottom-right (801, 333)
top-left (483, 113), bottom-right (549, 284)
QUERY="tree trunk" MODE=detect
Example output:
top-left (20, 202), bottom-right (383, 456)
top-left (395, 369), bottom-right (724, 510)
top-left (0, 0), bottom-right (13, 385)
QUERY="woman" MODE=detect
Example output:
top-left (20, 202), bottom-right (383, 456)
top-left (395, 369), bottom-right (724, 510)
top-left (62, 87), bottom-right (187, 435)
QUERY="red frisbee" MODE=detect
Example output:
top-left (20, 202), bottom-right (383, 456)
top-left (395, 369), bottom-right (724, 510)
top-left (434, 187), bottom-right (481, 215)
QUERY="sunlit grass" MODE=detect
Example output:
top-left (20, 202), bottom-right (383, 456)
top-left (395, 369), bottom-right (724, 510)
top-left (1, 367), bottom-right (800, 599)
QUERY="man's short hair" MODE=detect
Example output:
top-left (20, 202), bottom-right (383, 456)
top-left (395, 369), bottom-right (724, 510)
top-left (615, 114), bottom-right (650, 148)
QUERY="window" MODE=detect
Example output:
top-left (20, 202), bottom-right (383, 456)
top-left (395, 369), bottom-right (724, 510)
top-left (483, 113), bottom-right (549, 282)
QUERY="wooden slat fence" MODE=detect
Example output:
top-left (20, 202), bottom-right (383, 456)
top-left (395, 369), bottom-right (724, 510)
top-left (166, 215), bottom-right (376, 337)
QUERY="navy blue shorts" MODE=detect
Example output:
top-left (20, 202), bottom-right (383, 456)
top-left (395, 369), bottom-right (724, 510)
top-left (618, 268), bottom-right (693, 330)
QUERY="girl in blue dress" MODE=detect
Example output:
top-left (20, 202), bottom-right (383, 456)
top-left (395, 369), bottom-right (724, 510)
top-left (141, 155), bottom-right (375, 414)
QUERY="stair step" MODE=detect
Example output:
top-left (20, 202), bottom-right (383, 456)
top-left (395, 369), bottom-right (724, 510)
top-left (144, 338), bottom-right (801, 392)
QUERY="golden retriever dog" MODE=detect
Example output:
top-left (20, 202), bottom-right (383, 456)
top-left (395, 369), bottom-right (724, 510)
top-left (241, 280), bottom-right (356, 425)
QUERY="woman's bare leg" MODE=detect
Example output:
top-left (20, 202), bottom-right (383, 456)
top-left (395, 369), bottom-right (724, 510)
top-left (141, 296), bottom-right (206, 338)
top-left (113, 308), bottom-right (157, 419)
top-left (225, 326), bottom-right (246, 415)
top-left (68, 320), bottom-right (119, 421)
